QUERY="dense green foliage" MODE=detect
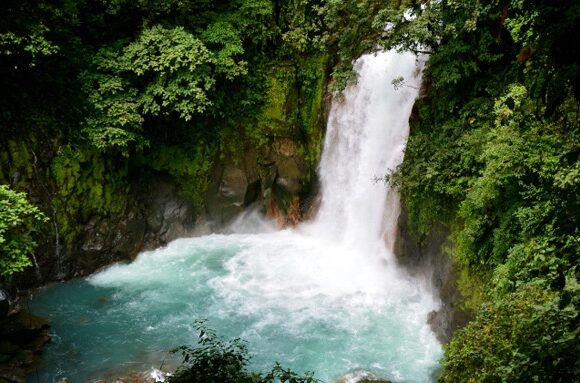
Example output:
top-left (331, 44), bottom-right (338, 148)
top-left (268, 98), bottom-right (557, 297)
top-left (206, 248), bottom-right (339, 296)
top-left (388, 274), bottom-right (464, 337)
top-left (169, 320), bottom-right (318, 383)
top-left (0, 0), bottom-right (397, 277)
top-left (0, 0), bottom-right (346, 269)
top-left (440, 286), bottom-right (578, 382)
top-left (1, 0), bottom-right (578, 381)
top-left (0, 185), bottom-right (47, 277)
top-left (81, 19), bottom-right (248, 154)
top-left (378, 1), bottom-right (579, 381)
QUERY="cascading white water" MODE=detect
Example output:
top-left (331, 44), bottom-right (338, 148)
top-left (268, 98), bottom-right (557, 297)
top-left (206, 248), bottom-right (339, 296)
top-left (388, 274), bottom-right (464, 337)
top-left (308, 50), bottom-right (423, 254)
top-left (30, 50), bottom-right (441, 383)
top-left (282, 50), bottom-right (428, 304)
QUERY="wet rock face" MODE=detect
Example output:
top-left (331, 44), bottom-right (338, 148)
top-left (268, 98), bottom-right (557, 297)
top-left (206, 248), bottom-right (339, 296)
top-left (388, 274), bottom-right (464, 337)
top-left (13, 139), bottom-right (313, 286)
top-left (275, 157), bottom-right (303, 195)
top-left (206, 138), bottom-right (312, 229)
top-left (13, 176), bottom-right (199, 285)
top-left (74, 208), bottom-right (147, 276)
top-left (394, 206), bottom-right (472, 343)
top-left (271, 138), bottom-right (307, 197)
top-left (265, 138), bottom-right (310, 225)
top-left (78, 178), bottom-right (197, 257)
top-left (271, 138), bottom-right (308, 196)
top-left (206, 151), bottom-right (262, 228)
top-left (140, 180), bottom-right (199, 250)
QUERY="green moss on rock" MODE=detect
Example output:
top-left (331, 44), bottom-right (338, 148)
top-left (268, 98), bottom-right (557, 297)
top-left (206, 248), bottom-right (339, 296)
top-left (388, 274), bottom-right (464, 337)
top-left (51, 145), bottom-right (130, 249)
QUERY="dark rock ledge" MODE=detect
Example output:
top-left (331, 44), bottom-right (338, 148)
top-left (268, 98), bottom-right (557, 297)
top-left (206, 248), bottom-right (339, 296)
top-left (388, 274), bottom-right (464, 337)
top-left (0, 291), bottom-right (50, 383)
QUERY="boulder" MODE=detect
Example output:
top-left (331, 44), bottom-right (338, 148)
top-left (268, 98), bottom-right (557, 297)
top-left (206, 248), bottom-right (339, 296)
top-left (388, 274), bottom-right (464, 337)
top-left (1, 311), bottom-right (49, 345)
top-left (336, 372), bottom-right (392, 383)
top-left (0, 309), bottom-right (51, 383)
top-left (275, 157), bottom-right (303, 195)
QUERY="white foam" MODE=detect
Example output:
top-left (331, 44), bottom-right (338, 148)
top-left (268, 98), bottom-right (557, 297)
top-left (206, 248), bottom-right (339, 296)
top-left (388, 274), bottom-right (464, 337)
top-left (86, 50), bottom-right (441, 382)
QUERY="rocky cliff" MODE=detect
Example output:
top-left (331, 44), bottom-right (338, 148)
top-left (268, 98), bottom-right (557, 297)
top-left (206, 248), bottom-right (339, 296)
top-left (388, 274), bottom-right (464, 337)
top-left (394, 206), bottom-right (472, 343)
top-left (1, 57), bottom-right (329, 290)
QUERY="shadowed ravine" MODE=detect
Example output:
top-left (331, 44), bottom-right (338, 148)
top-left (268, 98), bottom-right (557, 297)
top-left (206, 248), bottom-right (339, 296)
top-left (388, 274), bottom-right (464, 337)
top-left (29, 51), bottom-right (442, 383)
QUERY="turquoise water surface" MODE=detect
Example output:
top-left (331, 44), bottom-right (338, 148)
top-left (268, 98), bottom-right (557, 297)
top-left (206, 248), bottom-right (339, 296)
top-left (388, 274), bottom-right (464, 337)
top-left (29, 232), bottom-right (442, 382)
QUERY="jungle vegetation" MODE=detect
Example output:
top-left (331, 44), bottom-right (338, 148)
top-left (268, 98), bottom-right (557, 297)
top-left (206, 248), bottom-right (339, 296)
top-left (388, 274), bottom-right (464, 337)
top-left (0, 0), bottom-right (578, 382)
top-left (384, 1), bottom-right (580, 381)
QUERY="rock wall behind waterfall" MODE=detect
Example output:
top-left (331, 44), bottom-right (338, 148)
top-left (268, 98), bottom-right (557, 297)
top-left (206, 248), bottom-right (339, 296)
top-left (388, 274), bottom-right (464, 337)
top-left (394, 206), bottom-right (473, 343)
top-left (2, 57), bottom-right (329, 290)
top-left (205, 58), bottom-right (330, 228)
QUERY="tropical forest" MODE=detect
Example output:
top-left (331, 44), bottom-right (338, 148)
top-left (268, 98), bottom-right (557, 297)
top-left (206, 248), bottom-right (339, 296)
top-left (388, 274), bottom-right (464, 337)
top-left (0, 0), bottom-right (578, 382)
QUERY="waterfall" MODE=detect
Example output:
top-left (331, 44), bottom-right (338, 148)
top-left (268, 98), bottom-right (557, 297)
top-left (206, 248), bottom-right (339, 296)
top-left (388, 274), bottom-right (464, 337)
top-left (30, 50), bottom-right (441, 383)
top-left (50, 204), bottom-right (63, 280)
top-left (309, 51), bottom-right (423, 252)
